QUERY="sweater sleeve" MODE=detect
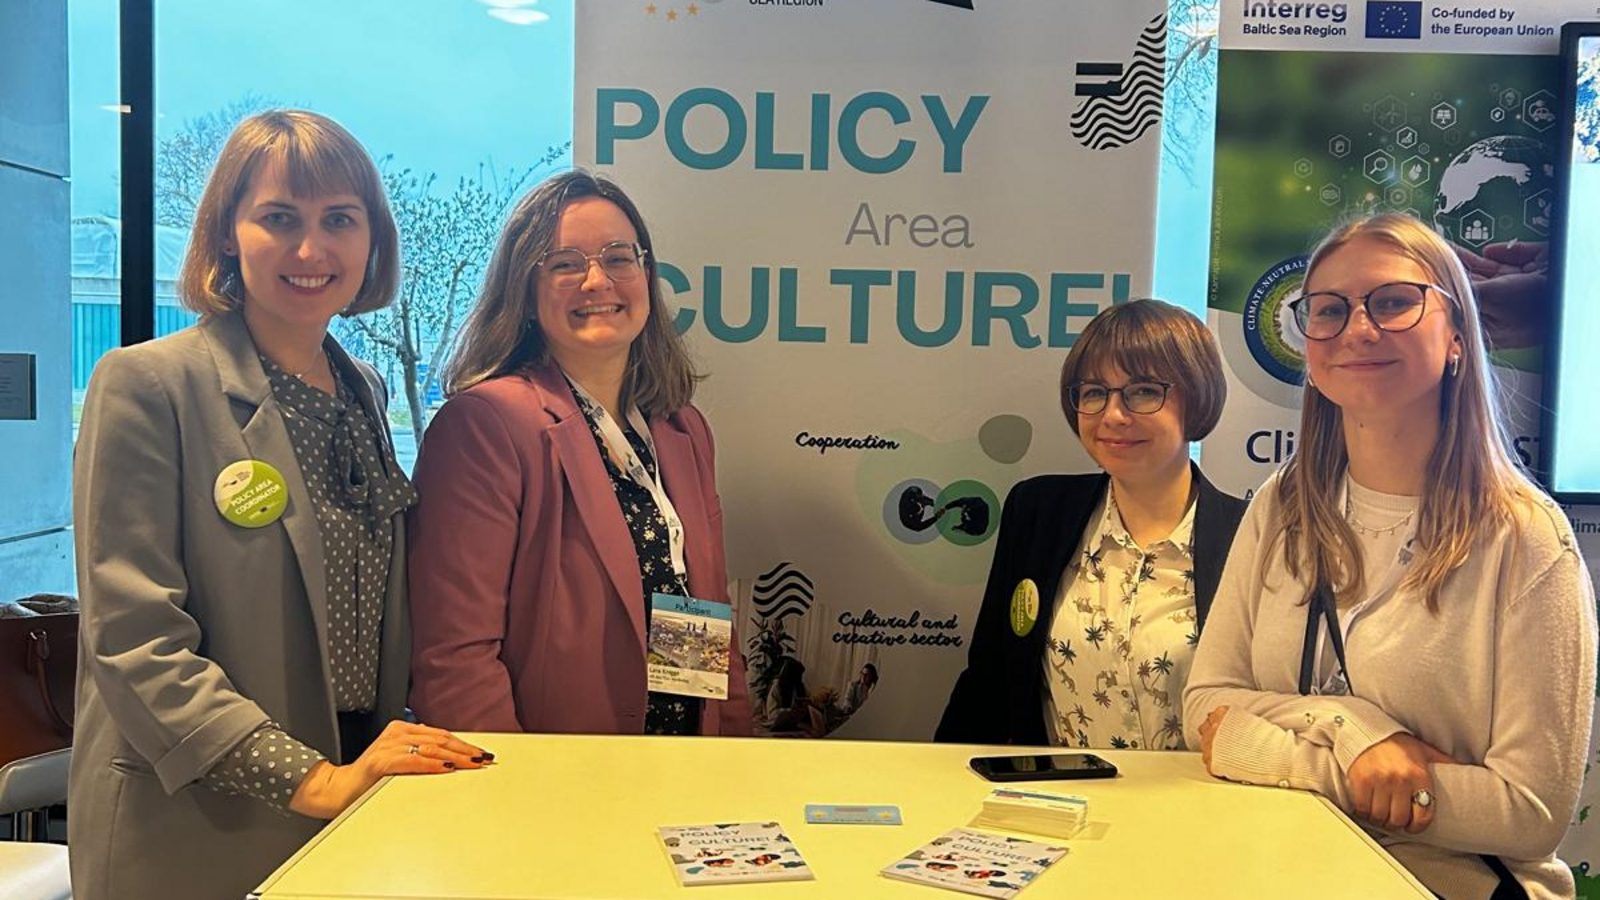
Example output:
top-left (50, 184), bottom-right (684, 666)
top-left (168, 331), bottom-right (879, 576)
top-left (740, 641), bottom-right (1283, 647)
top-left (1183, 483), bottom-right (1407, 805)
top-left (1417, 547), bottom-right (1597, 860)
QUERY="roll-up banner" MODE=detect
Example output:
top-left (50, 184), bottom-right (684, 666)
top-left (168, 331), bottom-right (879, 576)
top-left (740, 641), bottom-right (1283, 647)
top-left (575, 0), bottom-right (1167, 740)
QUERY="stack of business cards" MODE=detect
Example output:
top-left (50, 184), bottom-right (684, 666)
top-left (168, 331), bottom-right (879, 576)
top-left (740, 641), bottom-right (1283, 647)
top-left (657, 822), bottom-right (813, 886)
top-left (881, 828), bottom-right (1068, 898)
top-left (968, 788), bottom-right (1088, 840)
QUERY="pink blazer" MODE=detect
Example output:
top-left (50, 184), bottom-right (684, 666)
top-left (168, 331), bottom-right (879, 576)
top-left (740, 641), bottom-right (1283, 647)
top-left (407, 364), bottom-right (752, 736)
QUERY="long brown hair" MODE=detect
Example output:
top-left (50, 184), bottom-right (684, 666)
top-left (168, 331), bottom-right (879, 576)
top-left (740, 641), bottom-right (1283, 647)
top-left (1273, 213), bottom-right (1532, 609)
top-left (177, 109), bottom-right (400, 316)
top-left (443, 169), bottom-right (701, 416)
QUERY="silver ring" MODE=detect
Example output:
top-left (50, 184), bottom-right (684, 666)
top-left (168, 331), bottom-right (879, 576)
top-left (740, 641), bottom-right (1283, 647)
top-left (407, 744), bottom-right (420, 756)
top-left (1411, 789), bottom-right (1434, 809)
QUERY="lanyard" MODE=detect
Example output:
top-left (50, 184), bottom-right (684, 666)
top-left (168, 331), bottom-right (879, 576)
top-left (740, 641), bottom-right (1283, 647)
top-left (1301, 477), bottom-right (1418, 695)
top-left (1298, 580), bottom-right (1352, 696)
top-left (566, 378), bottom-right (689, 588)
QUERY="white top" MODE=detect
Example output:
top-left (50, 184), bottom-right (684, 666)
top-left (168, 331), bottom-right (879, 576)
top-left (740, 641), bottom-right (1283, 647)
top-left (1044, 487), bottom-right (1198, 750)
top-left (1185, 470), bottom-right (1597, 900)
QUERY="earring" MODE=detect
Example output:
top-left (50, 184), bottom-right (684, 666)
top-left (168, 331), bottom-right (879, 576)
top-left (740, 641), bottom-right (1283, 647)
top-left (1304, 370), bottom-right (1316, 389)
top-left (1449, 355), bottom-right (1461, 377)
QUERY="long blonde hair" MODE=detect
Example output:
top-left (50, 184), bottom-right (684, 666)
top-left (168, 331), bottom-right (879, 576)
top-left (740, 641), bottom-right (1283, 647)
top-left (443, 170), bottom-right (701, 417)
top-left (1274, 213), bottom-right (1531, 610)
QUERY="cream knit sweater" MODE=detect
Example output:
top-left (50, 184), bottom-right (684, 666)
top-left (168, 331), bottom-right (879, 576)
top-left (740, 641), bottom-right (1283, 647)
top-left (1184, 471), bottom-right (1597, 900)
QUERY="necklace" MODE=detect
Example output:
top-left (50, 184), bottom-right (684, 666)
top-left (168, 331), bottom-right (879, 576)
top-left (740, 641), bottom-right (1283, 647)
top-left (288, 347), bottom-right (327, 382)
top-left (1344, 492), bottom-right (1415, 537)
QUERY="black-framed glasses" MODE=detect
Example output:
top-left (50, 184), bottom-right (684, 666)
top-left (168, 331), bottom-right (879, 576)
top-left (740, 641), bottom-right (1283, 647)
top-left (535, 241), bottom-right (649, 289)
top-left (1068, 381), bottom-right (1173, 416)
top-left (1288, 281), bottom-right (1450, 341)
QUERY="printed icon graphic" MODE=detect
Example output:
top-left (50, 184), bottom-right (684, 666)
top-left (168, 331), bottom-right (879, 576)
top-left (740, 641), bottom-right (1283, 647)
top-left (1293, 158), bottom-right (1313, 178)
top-left (1397, 126), bottom-right (1418, 148)
top-left (1401, 155), bottom-right (1430, 186)
top-left (1329, 135), bottom-right (1351, 158)
top-left (1459, 209), bottom-right (1494, 246)
top-left (1070, 13), bottom-right (1166, 151)
top-left (1366, 1), bottom-right (1422, 40)
top-left (1524, 90), bottom-right (1556, 132)
top-left (1364, 149), bottom-right (1395, 183)
top-left (1431, 102), bottom-right (1458, 129)
top-left (1372, 96), bottom-right (1406, 131)
top-left (1320, 183), bottom-right (1342, 206)
top-left (1525, 190), bottom-right (1552, 235)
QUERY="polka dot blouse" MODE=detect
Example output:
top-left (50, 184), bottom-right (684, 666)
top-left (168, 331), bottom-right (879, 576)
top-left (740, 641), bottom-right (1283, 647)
top-left (201, 350), bottom-right (417, 811)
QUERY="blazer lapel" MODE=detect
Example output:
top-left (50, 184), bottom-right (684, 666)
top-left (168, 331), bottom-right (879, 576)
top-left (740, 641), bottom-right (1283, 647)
top-left (200, 313), bottom-right (333, 683)
top-left (533, 367), bottom-right (648, 648)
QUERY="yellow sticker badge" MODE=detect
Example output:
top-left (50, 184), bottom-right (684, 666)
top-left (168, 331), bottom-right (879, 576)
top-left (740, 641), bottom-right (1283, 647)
top-left (1010, 578), bottom-right (1040, 637)
top-left (214, 460), bottom-right (288, 528)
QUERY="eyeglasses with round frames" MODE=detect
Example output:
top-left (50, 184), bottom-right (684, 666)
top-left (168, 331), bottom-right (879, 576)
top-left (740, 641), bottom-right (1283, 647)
top-left (1288, 281), bottom-right (1451, 341)
top-left (535, 241), bottom-right (649, 289)
top-left (1068, 380), bottom-right (1174, 416)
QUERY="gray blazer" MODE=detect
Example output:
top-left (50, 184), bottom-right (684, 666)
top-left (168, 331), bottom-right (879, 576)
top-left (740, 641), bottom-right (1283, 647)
top-left (68, 312), bottom-right (410, 900)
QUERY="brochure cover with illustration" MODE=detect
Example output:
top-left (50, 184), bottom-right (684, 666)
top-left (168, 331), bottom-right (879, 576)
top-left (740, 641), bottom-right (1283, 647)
top-left (647, 593), bottom-right (733, 700)
top-left (658, 821), bottom-right (813, 886)
top-left (881, 828), bottom-right (1067, 898)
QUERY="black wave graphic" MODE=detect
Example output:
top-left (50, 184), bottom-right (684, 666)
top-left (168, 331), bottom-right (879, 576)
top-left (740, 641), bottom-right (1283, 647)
top-left (752, 562), bottom-right (815, 620)
top-left (1070, 13), bottom-right (1166, 151)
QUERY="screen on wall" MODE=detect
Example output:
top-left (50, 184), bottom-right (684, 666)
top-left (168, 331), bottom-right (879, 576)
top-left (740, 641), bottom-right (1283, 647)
top-left (1543, 25), bottom-right (1600, 502)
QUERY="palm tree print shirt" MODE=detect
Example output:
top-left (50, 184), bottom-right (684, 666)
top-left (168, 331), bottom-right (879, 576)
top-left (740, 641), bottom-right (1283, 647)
top-left (1043, 488), bottom-right (1197, 750)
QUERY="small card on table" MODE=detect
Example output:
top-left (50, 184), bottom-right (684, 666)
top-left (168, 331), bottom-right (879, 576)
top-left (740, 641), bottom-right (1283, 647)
top-left (805, 803), bottom-right (903, 825)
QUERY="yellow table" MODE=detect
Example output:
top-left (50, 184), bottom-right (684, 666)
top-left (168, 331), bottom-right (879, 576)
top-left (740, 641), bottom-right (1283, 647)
top-left (251, 733), bottom-right (1432, 900)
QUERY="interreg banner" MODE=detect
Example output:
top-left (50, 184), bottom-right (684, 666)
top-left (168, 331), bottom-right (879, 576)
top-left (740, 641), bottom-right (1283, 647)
top-left (576, 0), bottom-right (1167, 740)
top-left (1209, 0), bottom-right (1600, 887)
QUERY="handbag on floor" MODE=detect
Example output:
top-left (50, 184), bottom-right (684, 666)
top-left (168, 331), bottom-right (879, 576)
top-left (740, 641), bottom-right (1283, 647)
top-left (0, 596), bottom-right (77, 767)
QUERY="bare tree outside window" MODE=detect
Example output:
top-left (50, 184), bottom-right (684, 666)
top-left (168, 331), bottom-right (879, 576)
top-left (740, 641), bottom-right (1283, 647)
top-left (1164, 0), bottom-right (1219, 186)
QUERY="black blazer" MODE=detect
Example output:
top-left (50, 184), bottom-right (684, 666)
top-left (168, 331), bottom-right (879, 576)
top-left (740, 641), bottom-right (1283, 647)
top-left (935, 466), bottom-right (1248, 746)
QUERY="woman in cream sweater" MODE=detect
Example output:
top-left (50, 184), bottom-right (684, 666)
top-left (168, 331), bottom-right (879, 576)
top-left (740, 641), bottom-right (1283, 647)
top-left (1184, 213), bottom-right (1595, 900)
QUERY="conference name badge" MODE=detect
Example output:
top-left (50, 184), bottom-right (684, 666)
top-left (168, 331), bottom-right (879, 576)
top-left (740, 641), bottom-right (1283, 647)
top-left (214, 460), bottom-right (288, 528)
top-left (647, 592), bottom-right (733, 700)
top-left (1010, 579), bottom-right (1039, 637)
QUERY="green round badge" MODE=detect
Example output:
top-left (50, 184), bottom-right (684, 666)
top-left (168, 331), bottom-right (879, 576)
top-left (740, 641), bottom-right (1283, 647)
top-left (214, 460), bottom-right (288, 528)
top-left (1010, 578), bottom-right (1039, 637)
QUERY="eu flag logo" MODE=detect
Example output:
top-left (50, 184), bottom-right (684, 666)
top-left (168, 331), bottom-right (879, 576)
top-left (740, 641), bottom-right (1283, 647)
top-left (1366, 1), bottom-right (1422, 39)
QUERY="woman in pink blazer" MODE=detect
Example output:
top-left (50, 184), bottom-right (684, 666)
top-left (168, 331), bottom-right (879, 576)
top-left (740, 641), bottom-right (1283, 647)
top-left (408, 171), bottom-right (752, 736)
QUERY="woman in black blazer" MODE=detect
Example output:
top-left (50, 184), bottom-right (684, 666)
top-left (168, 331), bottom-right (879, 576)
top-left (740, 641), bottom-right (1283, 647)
top-left (938, 300), bottom-right (1246, 748)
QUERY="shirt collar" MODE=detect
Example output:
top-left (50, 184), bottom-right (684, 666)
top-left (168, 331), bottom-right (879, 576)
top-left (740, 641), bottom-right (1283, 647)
top-left (1086, 484), bottom-right (1197, 558)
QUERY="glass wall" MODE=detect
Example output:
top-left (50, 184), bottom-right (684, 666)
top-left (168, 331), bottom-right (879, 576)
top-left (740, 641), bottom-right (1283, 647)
top-left (149, 0), bottom-right (575, 469)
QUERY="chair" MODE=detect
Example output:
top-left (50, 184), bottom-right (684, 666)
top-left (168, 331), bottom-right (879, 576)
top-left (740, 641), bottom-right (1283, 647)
top-left (0, 748), bottom-right (72, 898)
top-left (0, 748), bottom-right (70, 841)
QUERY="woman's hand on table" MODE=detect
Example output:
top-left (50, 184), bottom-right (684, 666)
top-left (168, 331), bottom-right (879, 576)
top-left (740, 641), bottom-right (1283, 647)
top-left (1198, 705), bottom-right (1230, 774)
top-left (289, 720), bottom-right (493, 819)
top-left (1345, 732), bottom-right (1455, 834)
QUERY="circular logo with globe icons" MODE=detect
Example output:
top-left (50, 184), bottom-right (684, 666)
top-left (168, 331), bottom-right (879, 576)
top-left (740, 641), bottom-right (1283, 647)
top-left (1242, 255), bottom-right (1310, 386)
top-left (1433, 135), bottom-right (1553, 248)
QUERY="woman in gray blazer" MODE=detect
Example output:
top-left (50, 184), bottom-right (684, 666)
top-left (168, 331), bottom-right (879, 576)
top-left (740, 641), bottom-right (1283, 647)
top-left (69, 110), bottom-right (486, 900)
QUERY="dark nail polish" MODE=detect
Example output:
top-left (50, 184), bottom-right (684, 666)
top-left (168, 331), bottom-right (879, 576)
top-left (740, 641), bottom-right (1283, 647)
top-left (443, 762), bottom-right (456, 770)
top-left (480, 751), bottom-right (496, 761)
top-left (471, 756), bottom-right (484, 764)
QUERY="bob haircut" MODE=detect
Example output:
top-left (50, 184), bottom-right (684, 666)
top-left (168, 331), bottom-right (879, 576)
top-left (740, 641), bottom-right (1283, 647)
top-left (1057, 298), bottom-right (1226, 441)
top-left (444, 169), bottom-right (701, 417)
top-left (177, 109), bottom-right (400, 317)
